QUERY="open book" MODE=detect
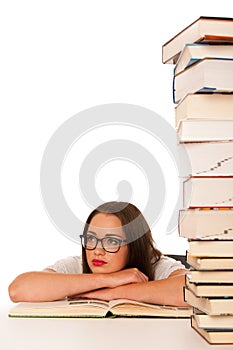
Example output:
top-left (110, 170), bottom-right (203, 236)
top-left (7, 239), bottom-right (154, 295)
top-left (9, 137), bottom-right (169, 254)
top-left (9, 298), bottom-right (192, 318)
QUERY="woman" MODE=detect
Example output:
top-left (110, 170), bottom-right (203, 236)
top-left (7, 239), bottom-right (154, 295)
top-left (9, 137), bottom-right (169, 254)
top-left (8, 201), bottom-right (188, 306)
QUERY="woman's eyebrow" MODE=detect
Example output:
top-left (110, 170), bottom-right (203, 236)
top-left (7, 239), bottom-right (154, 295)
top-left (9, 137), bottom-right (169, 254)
top-left (105, 234), bottom-right (124, 238)
top-left (87, 231), bottom-right (123, 238)
top-left (87, 230), bottom-right (97, 235)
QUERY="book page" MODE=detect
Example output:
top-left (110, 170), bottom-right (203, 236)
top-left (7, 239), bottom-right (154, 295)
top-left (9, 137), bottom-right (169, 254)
top-left (68, 298), bottom-right (109, 309)
top-left (108, 298), bottom-right (190, 310)
top-left (11, 299), bottom-right (70, 310)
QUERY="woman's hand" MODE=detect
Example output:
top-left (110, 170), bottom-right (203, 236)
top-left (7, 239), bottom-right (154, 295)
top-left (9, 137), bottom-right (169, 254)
top-left (107, 268), bottom-right (148, 288)
top-left (76, 287), bottom-right (120, 301)
top-left (70, 268), bottom-right (148, 301)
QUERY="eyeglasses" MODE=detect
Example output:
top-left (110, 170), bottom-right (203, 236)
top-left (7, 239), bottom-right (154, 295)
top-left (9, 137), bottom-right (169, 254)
top-left (80, 234), bottom-right (127, 253)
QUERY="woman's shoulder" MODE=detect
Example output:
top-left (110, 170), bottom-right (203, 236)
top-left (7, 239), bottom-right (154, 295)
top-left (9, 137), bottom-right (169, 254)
top-left (154, 255), bottom-right (186, 280)
top-left (46, 256), bottom-right (82, 274)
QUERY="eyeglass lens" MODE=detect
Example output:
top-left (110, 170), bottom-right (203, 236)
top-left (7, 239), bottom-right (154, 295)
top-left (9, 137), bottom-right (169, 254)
top-left (82, 234), bottom-right (123, 253)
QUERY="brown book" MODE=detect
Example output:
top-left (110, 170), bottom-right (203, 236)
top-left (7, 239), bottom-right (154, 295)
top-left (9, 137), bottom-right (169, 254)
top-left (162, 16), bottom-right (233, 64)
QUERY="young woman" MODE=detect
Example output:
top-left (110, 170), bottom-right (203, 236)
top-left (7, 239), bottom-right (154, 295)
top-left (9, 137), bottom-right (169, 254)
top-left (8, 201), bottom-right (188, 306)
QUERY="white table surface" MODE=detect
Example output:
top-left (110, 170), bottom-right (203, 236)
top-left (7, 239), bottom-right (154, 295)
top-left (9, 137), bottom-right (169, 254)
top-left (1, 305), bottom-right (233, 350)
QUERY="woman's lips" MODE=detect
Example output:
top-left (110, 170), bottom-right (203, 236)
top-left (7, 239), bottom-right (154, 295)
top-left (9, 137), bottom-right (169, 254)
top-left (92, 259), bottom-right (107, 267)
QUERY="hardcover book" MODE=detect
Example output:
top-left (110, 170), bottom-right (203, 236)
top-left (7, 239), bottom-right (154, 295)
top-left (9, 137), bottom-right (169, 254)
top-left (173, 58), bottom-right (233, 104)
top-left (8, 298), bottom-right (192, 318)
top-left (174, 44), bottom-right (233, 75)
top-left (175, 93), bottom-right (233, 130)
top-left (183, 177), bottom-right (233, 208)
top-left (179, 208), bottom-right (233, 239)
top-left (178, 141), bottom-right (233, 177)
top-left (193, 308), bottom-right (233, 329)
top-left (177, 119), bottom-right (233, 142)
top-left (162, 16), bottom-right (233, 64)
top-left (186, 253), bottom-right (233, 270)
top-left (191, 315), bottom-right (233, 345)
top-left (187, 270), bottom-right (233, 284)
top-left (186, 277), bottom-right (233, 297)
top-left (184, 287), bottom-right (233, 315)
top-left (187, 239), bottom-right (233, 258)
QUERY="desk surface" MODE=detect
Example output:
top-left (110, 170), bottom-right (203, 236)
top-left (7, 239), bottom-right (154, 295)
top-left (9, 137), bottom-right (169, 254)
top-left (1, 305), bottom-right (233, 350)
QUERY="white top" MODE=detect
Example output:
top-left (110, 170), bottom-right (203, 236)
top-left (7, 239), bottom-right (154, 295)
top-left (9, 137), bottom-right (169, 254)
top-left (46, 255), bottom-right (186, 280)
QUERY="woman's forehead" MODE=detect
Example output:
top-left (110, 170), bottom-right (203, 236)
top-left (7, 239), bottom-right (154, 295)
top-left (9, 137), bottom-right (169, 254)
top-left (88, 213), bottom-right (125, 237)
top-left (90, 213), bottom-right (122, 227)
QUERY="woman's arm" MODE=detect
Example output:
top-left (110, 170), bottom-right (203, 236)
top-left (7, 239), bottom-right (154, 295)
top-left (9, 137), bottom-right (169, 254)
top-left (78, 270), bottom-right (189, 307)
top-left (8, 268), bottom-right (148, 303)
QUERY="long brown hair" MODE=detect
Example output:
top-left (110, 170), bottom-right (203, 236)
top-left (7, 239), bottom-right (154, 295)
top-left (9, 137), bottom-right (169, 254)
top-left (81, 201), bottom-right (161, 280)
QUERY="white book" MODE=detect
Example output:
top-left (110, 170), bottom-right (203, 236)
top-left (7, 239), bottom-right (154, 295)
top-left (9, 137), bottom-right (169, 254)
top-left (174, 44), bottom-right (233, 75)
top-left (8, 298), bottom-right (192, 318)
top-left (185, 287), bottom-right (233, 315)
top-left (175, 94), bottom-right (233, 130)
top-left (173, 58), bottom-right (233, 103)
top-left (183, 177), bottom-right (233, 208)
top-left (179, 208), bottom-right (233, 238)
top-left (193, 309), bottom-right (233, 329)
top-left (191, 316), bottom-right (233, 345)
top-left (186, 277), bottom-right (233, 297)
top-left (179, 141), bottom-right (233, 177)
top-left (177, 120), bottom-right (233, 142)
top-left (187, 240), bottom-right (233, 258)
top-left (162, 16), bottom-right (233, 64)
top-left (186, 253), bottom-right (233, 270)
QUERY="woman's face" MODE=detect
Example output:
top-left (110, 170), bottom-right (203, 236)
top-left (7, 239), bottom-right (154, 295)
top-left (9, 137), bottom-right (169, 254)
top-left (85, 213), bottom-right (128, 274)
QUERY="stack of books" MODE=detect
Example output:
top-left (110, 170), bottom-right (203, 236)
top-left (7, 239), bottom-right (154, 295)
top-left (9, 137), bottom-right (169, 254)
top-left (162, 16), bottom-right (233, 345)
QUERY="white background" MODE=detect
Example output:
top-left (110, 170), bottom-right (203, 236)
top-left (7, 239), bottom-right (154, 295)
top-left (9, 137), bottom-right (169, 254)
top-left (1, 0), bottom-right (232, 307)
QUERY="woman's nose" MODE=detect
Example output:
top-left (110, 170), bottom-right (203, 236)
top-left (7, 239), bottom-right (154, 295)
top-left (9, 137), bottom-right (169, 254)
top-left (94, 240), bottom-right (105, 254)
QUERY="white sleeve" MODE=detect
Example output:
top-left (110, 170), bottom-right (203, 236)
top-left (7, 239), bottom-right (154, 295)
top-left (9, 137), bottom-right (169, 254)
top-left (45, 256), bottom-right (83, 274)
top-left (154, 255), bottom-right (186, 280)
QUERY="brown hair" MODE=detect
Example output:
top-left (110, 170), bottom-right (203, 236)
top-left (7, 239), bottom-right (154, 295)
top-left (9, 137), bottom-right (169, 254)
top-left (81, 201), bottom-right (162, 280)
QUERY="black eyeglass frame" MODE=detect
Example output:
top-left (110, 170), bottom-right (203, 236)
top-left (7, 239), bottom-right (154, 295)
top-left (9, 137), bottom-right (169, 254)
top-left (79, 234), bottom-right (127, 253)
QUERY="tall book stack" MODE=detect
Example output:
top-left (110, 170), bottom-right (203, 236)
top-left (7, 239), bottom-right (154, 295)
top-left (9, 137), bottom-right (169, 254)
top-left (162, 16), bottom-right (233, 345)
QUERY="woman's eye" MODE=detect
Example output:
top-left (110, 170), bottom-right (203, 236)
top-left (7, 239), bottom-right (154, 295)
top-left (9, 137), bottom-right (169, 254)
top-left (86, 235), bottom-right (96, 243)
top-left (106, 238), bottom-right (119, 246)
